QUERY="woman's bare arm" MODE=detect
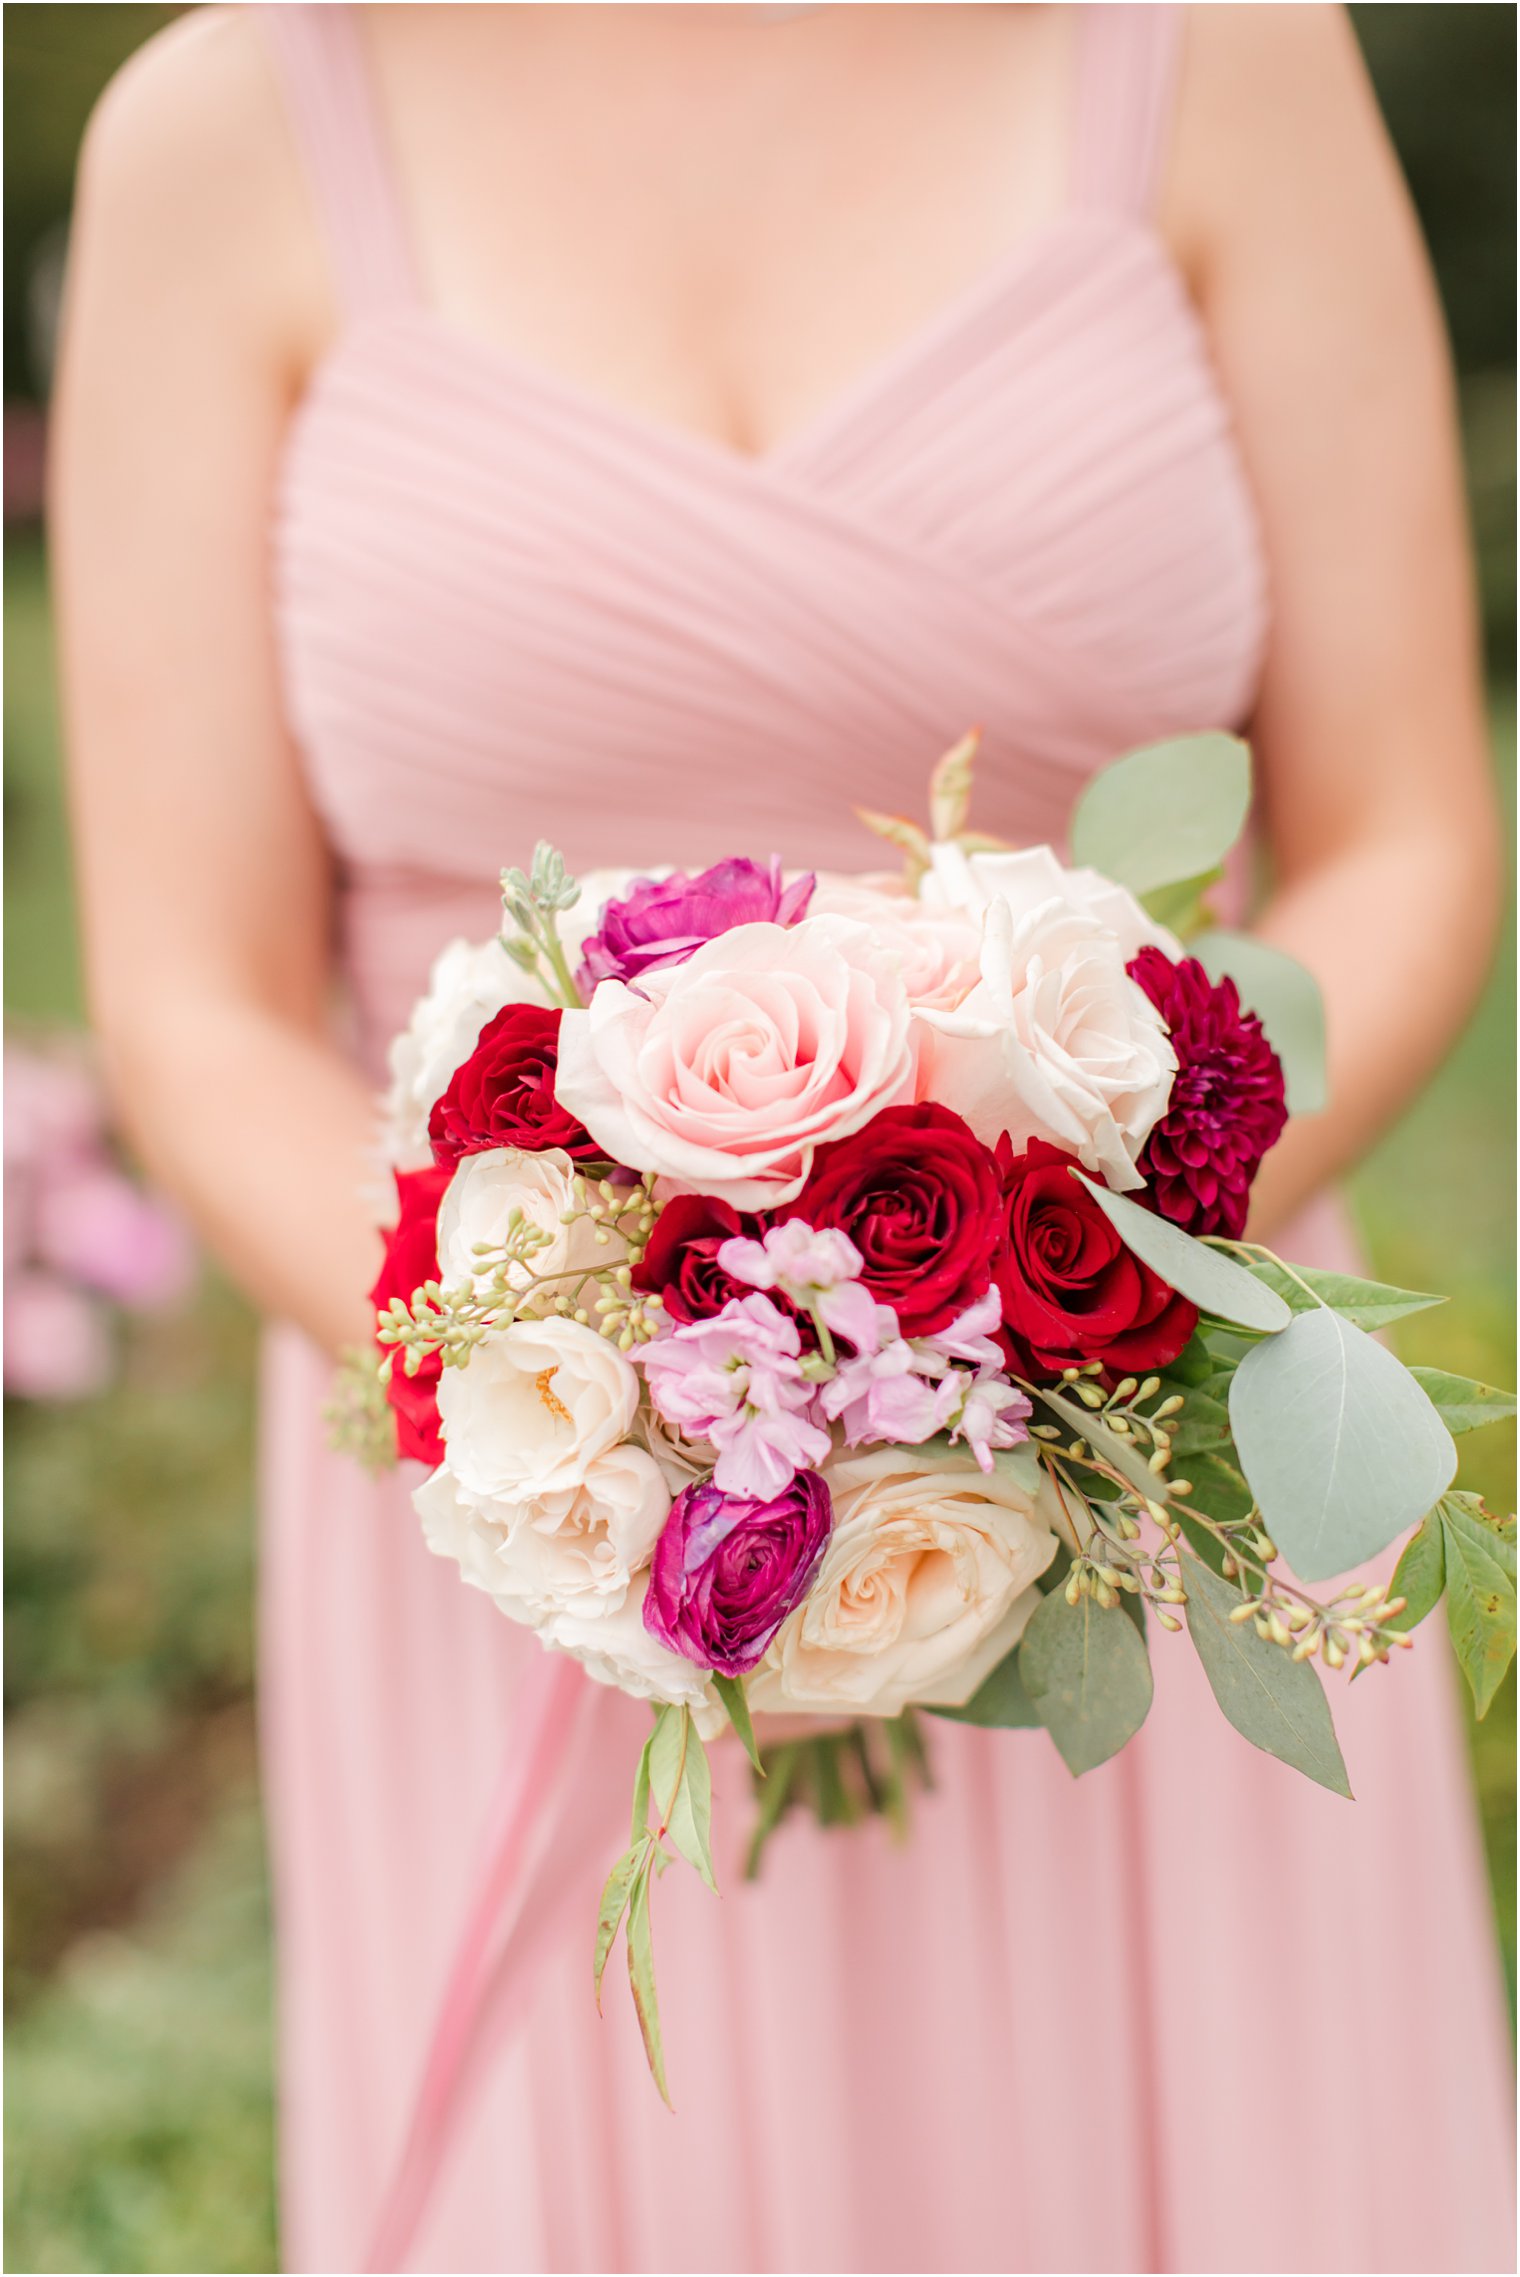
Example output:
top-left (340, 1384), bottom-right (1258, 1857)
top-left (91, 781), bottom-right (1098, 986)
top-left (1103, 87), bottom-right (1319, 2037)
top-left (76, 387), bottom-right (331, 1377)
top-left (52, 11), bottom-right (379, 1354)
top-left (1167, 3), bottom-right (1502, 1239)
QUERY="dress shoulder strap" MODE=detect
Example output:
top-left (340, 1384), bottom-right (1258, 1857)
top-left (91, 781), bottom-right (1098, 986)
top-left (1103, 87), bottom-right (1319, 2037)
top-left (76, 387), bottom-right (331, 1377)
top-left (259, 2), bottom-right (419, 316)
top-left (1071, 3), bottom-right (1186, 220)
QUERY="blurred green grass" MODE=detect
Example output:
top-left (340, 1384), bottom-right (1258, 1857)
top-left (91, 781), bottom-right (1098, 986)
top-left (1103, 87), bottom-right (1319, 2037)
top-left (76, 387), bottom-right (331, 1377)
top-left (4, 523), bottom-right (1514, 2272)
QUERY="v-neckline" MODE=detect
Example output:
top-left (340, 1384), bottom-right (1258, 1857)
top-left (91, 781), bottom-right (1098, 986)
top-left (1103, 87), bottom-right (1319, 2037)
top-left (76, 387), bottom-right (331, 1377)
top-left (305, 209), bottom-right (1171, 490)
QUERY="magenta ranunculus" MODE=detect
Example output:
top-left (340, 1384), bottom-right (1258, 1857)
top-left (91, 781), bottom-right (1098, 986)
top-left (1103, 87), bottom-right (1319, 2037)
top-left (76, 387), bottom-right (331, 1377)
top-left (575, 857), bottom-right (814, 992)
top-left (642, 1471), bottom-right (833, 1676)
top-left (1127, 948), bottom-right (1289, 1239)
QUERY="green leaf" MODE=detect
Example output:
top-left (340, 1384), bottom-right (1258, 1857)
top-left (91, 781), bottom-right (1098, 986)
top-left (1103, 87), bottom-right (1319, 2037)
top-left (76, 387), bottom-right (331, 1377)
top-left (1408, 1368), bottom-right (1518, 1436)
top-left (712, 1672), bottom-right (763, 1773)
top-left (594, 1841), bottom-right (645, 2012)
top-left (625, 1859), bottom-right (670, 2105)
top-left (1034, 1382), bottom-right (1177, 1503)
top-left (1183, 1558), bottom-right (1352, 1797)
top-left (648, 1707), bottom-right (716, 1892)
top-left (926, 1641), bottom-right (1041, 1728)
top-left (1019, 1588), bottom-right (1154, 1775)
top-left (1387, 1517), bottom-right (1446, 1635)
top-left (1438, 1494), bottom-right (1517, 1719)
top-left (1191, 931), bottom-right (1328, 1115)
top-left (1070, 733), bottom-right (1251, 896)
top-left (1074, 1175), bottom-right (1293, 1334)
top-left (1244, 1259), bottom-right (1445, 1332)
top-left (1229, 1306), bottom-right (1458, 1582)
top-left (630, 1726), bottom-right (654, 1846)
top-left (744, 1742), bottom-right (800, 1881)
top-left (1140, 867), bottom-right (1223, 941)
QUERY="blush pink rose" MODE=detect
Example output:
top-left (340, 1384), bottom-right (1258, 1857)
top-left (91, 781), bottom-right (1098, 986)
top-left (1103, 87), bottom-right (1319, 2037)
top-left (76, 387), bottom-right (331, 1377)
top-left (553, 917), bottom-right (917, 1208)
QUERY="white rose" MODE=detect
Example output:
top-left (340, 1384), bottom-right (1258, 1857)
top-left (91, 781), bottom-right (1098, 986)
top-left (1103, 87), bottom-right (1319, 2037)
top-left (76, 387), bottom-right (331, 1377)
top-left (554, 915), bottom-right (916, 1209)
top-left (414, 1441), bottom-right (669, 1624)
top-left (382, 936), bottom-right (540, 1170)
top-left (919, 896), bottom-right (1175, 1190)
top-left (747, 1447), bottom-right (1062, 1719)
top-left (542, 1580), bottom-right (721, 1729)
top-left (921, 842), bottom-right (1181, 962)
top-left (435, 1146), bottom-right (621, 1302)
top-left (437, 1316), bottom-right (639, 1501)
top-left (808, 879), bottom-right (982, 1014)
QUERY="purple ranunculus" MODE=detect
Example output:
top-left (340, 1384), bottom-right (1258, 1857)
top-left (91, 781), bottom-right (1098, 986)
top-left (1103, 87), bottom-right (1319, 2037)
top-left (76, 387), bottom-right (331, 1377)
top-left (643, 1471), bottom-right (833, 1677)
top-left (576, 857), bottom-right (815, 993)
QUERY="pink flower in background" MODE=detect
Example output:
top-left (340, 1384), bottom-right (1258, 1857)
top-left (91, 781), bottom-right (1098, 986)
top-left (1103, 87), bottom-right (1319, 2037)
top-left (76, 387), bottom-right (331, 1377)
top-left (4, 1036), bottom-right (197, 1402)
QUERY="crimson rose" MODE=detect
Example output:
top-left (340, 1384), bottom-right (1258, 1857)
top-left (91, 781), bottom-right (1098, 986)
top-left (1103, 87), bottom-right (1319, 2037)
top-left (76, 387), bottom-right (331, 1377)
top-left (630, 1193), bottom-right (768, 1325)
top-left (429, 1003), bottom-right (598, 1167)
top-left (993, 1138), bottom-right (1197, 1380)
top-left (369, 1164), bottom-right (450, 1465)
top-left (784, 1101), bottom-right (1003, 1338)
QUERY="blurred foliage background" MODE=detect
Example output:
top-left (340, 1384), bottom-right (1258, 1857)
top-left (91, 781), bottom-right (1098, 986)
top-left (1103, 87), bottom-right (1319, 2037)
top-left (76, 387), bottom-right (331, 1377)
top-left (4, 6), bottom-right (1515, 2272)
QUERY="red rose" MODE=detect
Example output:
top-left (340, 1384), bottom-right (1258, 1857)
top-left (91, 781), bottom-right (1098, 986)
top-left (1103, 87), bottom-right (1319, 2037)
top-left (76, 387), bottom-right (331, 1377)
top-left (631, 1193), bottom-right (765, 1325)
top-left (429, 1003), bottom-right (598, 1168)
top-left (783, 1102), bottom-right (1003, 1339)
top-left (993, 1138), bottom-right (1197, 1380)
top-left (369, 1165), bottom-right (450, 1465)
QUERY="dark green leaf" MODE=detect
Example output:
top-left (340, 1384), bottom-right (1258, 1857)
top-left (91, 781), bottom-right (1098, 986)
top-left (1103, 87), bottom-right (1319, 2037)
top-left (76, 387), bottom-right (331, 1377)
top-left (712, 1671), bottom-right (763, 1773)
top-left (1230, 1306), bottom-right (1458, 1581)
top-left (1387, 1517), bottom-right (1446, 1635)
top-left (1438, 1493), bottom-right (1517, 1719)
top-left (1183, 1558), bottom-right (1351, 1797)
top-left (1408, 1368), bottom-right (1518, 1436)
top-left (1019, 1588), bottom-right (1154, 1775)
top-left (625, 1860), bottom-right (670, 2105)
top-left (594, 1841), bottom-right (644, 2012)
top-left (926, 1641), bottom-right (1041, 1727)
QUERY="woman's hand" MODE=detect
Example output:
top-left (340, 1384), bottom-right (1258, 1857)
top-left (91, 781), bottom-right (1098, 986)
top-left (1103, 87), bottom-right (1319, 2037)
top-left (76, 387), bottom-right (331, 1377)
top-left (51, 13), bottom-right (379, 1355)
top-left (1167, 7), bottom-right (1502, 1238)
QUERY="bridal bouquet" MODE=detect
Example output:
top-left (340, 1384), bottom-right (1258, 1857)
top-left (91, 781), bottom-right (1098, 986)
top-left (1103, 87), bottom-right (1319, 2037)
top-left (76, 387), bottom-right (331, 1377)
top-left (337, 732), bottom-right (1515, 2097)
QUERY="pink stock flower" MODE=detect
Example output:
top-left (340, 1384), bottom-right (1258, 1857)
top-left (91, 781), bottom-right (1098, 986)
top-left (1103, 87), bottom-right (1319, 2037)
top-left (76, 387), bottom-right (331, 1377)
top-left (819, 1337), bottom-right (962, 1448)
top-left (948, 1376), bottom-right (1034, 1473)
top-left (717, 1219), bottom-right (885, 1354)
top-left (637, 1294), bottom-right (831, 1498)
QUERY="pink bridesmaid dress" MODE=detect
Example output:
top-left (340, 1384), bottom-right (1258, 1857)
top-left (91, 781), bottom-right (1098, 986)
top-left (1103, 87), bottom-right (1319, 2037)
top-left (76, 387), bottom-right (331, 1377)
top-left (257, 8), bottom-right (1514, 2270)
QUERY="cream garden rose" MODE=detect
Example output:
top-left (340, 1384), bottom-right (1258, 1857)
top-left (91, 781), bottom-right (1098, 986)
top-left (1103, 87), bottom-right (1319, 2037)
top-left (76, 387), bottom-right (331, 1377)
top-left (414, 1441), bottom-right (669, 1625)
top-left (435, 1146), bottom-right (621, 1301)
top-left (436, 1315), bottom-right (639, 1502)
top-left (746, 1447), bottom-right (1063, 1719)
top-left (919, 895), bottom-right (1176, 1190)
top-left (920, 841), bottom-right (1182, 963)
top-left (553, 915), bottom-right (917, 1208)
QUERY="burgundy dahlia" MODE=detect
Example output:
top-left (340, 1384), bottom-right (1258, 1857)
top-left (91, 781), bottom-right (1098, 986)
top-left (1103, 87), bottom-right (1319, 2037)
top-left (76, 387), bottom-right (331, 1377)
top-left (1127, 948), bottom-right (1288, 1240)
top-left (643, 1471), bottom-right (833, 1676)
top-left (576, 857), bottom-right (814, 993)
top-left (428, 1003), bottom-right (599, 1167)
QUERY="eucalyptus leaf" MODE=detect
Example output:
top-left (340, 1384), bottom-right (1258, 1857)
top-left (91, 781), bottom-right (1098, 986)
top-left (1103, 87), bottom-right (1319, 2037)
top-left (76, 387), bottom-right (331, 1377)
top-left (1019, 1588), bottom-right (1154, 1775)
top-left (1191, 930), bottom-right (1328, 1115)
top-left (625, 1860), bottom-right (670, 2105)
top-left (1140, 867), bottom-right (1223, 941)
top-left (1244, 1259), bottom-right (1445, 1331)
top-left (1075, 1175), bottom-right (1292, 1333)
top-left (926, 1642), bottom-right (1041, 1728)
top-left (594, 1841), bottom-right (644, 2011)
top-left (1438, 1494), bottom-right (1517, 1719)
top-left (712, 1672), bottom-right (763, 1773)
top-left (1070, 733), bottom-right (1251, 895)
top-left (1408, 1368), bottom-right (1518, 1436)
top-left (648, 1708), bottom-right (716, 1892)
top-left (1035, 1380), bottom-right (1176, 1501)
top-left (1387, 1517), bottom-right (1446, 1635)
top-left (1229, 1307), bottom-right (1457, 1582)
top-left (1183, 1558), bottom-right (1352, 1798)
